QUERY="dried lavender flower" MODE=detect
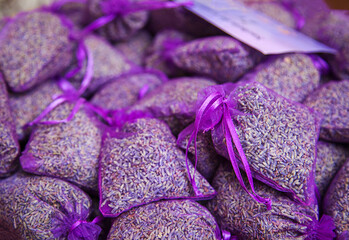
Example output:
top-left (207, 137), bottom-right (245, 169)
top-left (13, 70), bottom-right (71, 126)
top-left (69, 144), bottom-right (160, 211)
top-left (69, 34), bottom-right (136, 95)
top-left (207, 163), bottom-right (335, 240)
top-left (108, 200), bottom-right (221, 239)
top-left (20, 102), bottom-right (102, 191)
top-left (0, 172), bottom-right (101, 240)
top-left (9, 80), bottom-right (63, 140)
top-left (241, 53), bottom-right (321, 102)
top-left (210, 81), bottom-right (319, 204)
top-left (323, 159), bottom-right (349, 237)
top-left (129, 77), bottom-right (216, 135)
top-left (145, 29), bottom-right (193, 77)
top-left (114, 30), bottom-right (152, 66)
top-left (87, 0), bottom-right (148, 41)
top-left (242, 1), bottom-right (298, 29)
top-left (170, 36), bottom-right (263, 83)
top-left (148, 7), bottom-right (223, 37)
top-left (91, 72), bottom-right (164, 111)
top-left (0, 11), bottom-right (73, 92)
top-left (99, 118), bottom-right (216, 217)
top-left (303, 80), bottom-right (349, 143)
top-left (314, 11), bottom-right (349, 79)
top-left (0, 75), bottom-right (19, 177)
top-left (316, 141), bottom-right (349, 198)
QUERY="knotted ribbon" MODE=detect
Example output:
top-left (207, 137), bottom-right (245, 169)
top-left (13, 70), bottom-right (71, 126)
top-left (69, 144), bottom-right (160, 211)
top-left (307, 215), bottom-right (336, 240)
top-left (69, 216), bottom-right (103, 233)
top-left (179, 88), bottom-right (272, 209)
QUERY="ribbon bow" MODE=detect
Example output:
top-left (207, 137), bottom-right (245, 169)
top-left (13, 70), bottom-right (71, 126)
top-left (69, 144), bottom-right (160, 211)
top-left (179, 87), bottom-right (272, 209)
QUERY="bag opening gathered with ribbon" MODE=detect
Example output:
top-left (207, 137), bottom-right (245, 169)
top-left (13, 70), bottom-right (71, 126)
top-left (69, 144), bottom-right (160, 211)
top-left (179, 81), bottom-right (321, 209)
top-left (0, 172), bottom-right (102, 240)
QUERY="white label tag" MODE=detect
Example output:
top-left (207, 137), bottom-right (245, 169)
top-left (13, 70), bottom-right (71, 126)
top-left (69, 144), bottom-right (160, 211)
top-left (179, 0), bottom-right (336, 54)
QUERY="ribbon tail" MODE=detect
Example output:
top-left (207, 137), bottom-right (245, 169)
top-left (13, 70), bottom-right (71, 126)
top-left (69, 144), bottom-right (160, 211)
top-left (77, 42), bottom-right (94, 96)
top-left (223, 114), bottom-right (272, 210)
top-left (80, 14), bottom-right (116, 39)
top-left (25, 97), bottom-right (69, 127)
top-left (84, 102), bottom-right (113, 125)
top-left (37, 98), bottom-right (86, 125)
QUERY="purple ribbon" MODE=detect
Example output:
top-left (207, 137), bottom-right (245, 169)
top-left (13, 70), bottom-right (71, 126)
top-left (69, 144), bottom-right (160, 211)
top-left (26, 41), bottom-right (94, 126)
top-left (179, 91), bottom-right (272, 209)
top-left (29, 0), bottom-right (190, 127)
top-left (138, 84), bottom-right (150, 100)
top-left (308, 54), bottom-right (330, 75)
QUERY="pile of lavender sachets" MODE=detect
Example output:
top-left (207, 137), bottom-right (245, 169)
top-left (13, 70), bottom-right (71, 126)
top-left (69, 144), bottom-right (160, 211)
top-left (0, 0), bottom-right (348, 239)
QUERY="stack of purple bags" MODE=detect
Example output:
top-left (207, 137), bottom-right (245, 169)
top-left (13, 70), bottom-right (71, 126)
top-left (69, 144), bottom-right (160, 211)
top-left (0, 0), bottom-right (348, 239)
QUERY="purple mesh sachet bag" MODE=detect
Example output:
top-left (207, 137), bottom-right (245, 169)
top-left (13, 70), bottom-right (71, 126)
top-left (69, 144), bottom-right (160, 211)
top-left (145, 29), bottom-right (193, 77)
top-left (9, 80), bottom-right (63, 140)
top-left (48, 0), bottom-right (90, 27)
top-left (99, 118), bottom-right (216, 217)
top-left (107, 200), bottom-right (223, 239)
top-left (0, 172), bottom-right (101, 240)
top-left (316, 141), bottom-right (349, 199)
top-left (128, 76), bottom-right (216, 134)
top-left (114, 30), bottom-right (152, 66)
top-left (20, 102), bottom-right (102, 191)
top-left (0, 74), bottom-right (20, 177)
top-left (303, 80), bottom-right (349, 143)
top-left (148, 6), bottom-right (223, 37)
top-left (203, 81), bottom-right (320, 205)
top-left (0, 17), bottom-right (8, 31)
top-left (323, 159), bottom-right (349, 238)
top-left (207, 163), bottom-right (336, 239)
top-left (170, 36), bottom-right (263, 83)
top-left (129, 77), bottom-right (216, 135)
top-left (0, 11), bottom-right (73, 92)
top-left (241, 53), bottom-right (322, 102)
top-left (239, 0), bottom-right (301, 29)
top-left (87, 0), bottom-right (149, 41)
top-left (68, 34), bottom-right (136, 95)
top-left (314, 10), bottom-right (349, 79)
top-left (91, 71), bottom-right (164, 111)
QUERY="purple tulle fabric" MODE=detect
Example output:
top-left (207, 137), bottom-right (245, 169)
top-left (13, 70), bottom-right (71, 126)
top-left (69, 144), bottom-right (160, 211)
top-left (98, 118), bottom-right (216, 217)
top-left (183, 81), bottom-right (320, 206)
top-left (148, 5), bottom-right (224, 37)
top-left (207, 163), bottom-right (336, 239)
top-left (145, 29), bottom-right (193, 77)
top-left (239, 53), bottom-right (322, 103)
top-left (107, 200), bottom-right (226, 239)
top-left (303, 80), bottom-right (349, 143)
top-left (128, 76), bottom-right (216, 135)
top-left (0, 10), bottom-right (74, 92)
top-left (87, 0), bottom-right (192, 41)
top-left (170, 36), bottom-right (263, 83)
top-left (0, 173), bottom-right (102, 239)
top-left (323, 159), bottom-right (349, 237)
top-left (0, 74), bottom-right (20, 177)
